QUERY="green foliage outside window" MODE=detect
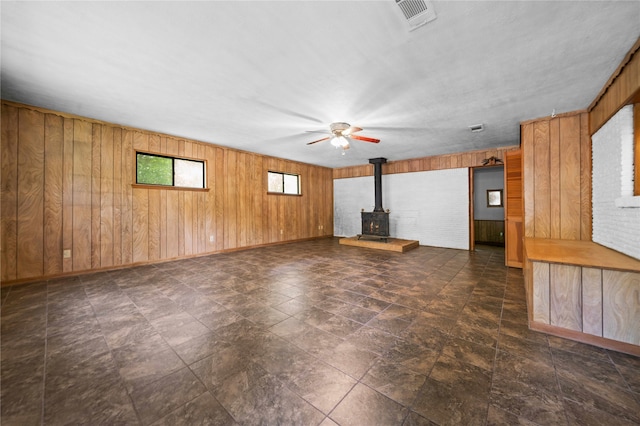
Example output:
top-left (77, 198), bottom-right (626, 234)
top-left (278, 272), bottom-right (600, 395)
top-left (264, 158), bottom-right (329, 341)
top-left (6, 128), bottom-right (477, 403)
top-left (136, 152), bottom-right (205, 188)
top-left (137, 154), bottom-right (173, 185)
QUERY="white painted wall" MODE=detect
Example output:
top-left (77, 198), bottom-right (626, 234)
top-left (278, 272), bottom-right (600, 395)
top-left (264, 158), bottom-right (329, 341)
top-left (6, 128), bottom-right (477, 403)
top-left (592, 104), bottom-right (640, 260)
top-left (334, 168), bottom-right (470, 250)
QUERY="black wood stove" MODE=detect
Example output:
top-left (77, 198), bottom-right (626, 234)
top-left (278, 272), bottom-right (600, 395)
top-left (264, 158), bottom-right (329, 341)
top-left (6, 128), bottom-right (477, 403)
top-left (359, 158), bottom-right (390, 242)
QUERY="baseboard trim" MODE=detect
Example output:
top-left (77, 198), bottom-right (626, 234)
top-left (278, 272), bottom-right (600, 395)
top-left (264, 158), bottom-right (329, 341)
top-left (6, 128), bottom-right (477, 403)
top-left (1, 235), bottom-right (335, 287)
top-left (529, 320), bottom-right (640, 357)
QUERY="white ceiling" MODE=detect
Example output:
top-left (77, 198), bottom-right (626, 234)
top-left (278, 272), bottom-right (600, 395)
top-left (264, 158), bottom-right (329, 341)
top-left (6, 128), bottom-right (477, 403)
top-left (1, 1), bottom-right (639, 168)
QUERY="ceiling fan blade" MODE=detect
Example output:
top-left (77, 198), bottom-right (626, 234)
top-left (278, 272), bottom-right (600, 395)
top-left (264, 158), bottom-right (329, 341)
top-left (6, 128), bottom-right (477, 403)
top-left (342, 126), bottom-right (363, 136)
top-left (350, 134), bottom-right (380, 143)
top-left (306, 136), bottom-right (330, 145)
top-left (305, 130), bottom-right (331, 135)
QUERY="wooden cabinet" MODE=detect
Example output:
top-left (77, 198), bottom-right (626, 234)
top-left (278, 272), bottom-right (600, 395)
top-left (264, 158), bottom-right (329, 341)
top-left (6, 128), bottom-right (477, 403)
top-left (525, 238), bottom-right (640, 355)
top-left (504, 150), bottom-right (523, 267)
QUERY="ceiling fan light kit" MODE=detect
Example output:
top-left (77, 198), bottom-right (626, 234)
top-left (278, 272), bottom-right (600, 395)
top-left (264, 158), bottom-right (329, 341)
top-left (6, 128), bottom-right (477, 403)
top-left (331, 136), bottom-right (350, 148)
top-left (306, 122), bottom-right (380, 153)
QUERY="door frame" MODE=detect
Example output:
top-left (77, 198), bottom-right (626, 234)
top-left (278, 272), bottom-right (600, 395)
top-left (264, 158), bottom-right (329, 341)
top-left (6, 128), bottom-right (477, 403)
top-left (469, 164), bottom-right (506, 252)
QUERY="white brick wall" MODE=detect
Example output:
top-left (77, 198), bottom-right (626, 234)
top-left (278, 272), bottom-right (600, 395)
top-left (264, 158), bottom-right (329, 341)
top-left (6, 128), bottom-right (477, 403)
top-left (592, 105), bottom-right (640, 260)
top-left (334, 168), bottom-right (470, 250)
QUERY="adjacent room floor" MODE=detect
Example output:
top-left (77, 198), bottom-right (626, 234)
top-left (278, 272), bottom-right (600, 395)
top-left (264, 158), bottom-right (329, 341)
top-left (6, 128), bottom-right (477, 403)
top-left (2, 239), bottom-right (639, 425)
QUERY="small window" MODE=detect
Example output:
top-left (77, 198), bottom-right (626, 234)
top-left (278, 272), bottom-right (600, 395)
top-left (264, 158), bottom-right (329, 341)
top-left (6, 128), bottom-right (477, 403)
top-left (136, 152), bottom-right (205, 189)
top-left (268, 171), bottom-right (300, 195)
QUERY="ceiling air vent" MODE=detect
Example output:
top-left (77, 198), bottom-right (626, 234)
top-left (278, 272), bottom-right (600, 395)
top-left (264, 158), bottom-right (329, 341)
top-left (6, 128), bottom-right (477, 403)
top-left (395, 0), bottom-right (437, 31)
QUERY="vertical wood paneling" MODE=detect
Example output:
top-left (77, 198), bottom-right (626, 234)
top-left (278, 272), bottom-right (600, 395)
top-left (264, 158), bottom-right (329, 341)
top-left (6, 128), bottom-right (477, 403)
top-left (549, 119), bottom-right (561, 239)
top-left (250, 154), bottom-right (260, 245)
top-left (62, 118), bottom-right (74, 272)
top-left (1, 102), bottom-right (335, 284)
top-left (182, 142), bottom-right (194, 255)
top-left (177, 140), bottom-right (185, 256)
top-left (550, 264), bottom-right (582, 331)
top-left (1, 104), bottom-right (19, 281)
top-left (522, 123), bottom-right (535, 238)
top-left (147, 135), bottom-right (161, 261)
top-left (521, 111), bottom-right (591, 241)
top-left (237, 152), bottom-right (248, 248)
top-left (100, 125), bottom-right (114, 267)
top-left (532, 261), bottom-right (550, 324)
top-left (91, 124), bottom-right (102, 269)
top-left (112, 128), bottom-right (123, 266)
top-left (602, 270), bottom-right (640, 345)
top-left (263, 158), bottom-right (273, 243)
top-left (204, 145), bottom-right (215, 252)
top-left (44, 114), bottom-right (64, 275)
top-left (268, 158), bottom-right (279, 243)
top-left (132, 187), bottom-right (149, 263)
top-left (121, 130), bottom-right (133, 265)
top-left (132, 132), bottom-right (149, 263)
top-left (159, 137), bottom-right (168, 258)
top-left (582, 267), bottom-right (603, 336)
top-left (197, 144), bottom-right (207, 252)
top-left (559, 115), bottom-right (581, 239)
top-left (166, 190), bottom-right (180, 259)
top-left (72, 119), bottom-right (92, 271)
top-left (159, 186), bottom-right (168, 259)
top-left (225, 150), bottom-right (238, 249)
top-left (165, 138), bottom-right (180, 258)
top-left (533, 121), bottom-right (551, 238)
top-left (17, 109), bottom-right (45, 278)
top-left (215, 147), bottom-right (225, 251)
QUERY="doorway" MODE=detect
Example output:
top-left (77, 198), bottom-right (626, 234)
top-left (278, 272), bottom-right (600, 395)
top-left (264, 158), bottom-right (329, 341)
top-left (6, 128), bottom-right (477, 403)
top-left (471, 166), bottom-right (505, 250)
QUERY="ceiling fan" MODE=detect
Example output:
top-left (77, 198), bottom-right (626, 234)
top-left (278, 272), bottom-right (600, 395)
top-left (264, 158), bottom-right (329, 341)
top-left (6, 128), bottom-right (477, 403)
top-left (306, 122), bottom-right (380, 152)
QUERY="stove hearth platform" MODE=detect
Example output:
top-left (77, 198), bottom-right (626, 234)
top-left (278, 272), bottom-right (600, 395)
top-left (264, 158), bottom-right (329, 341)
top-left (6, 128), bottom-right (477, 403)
top-left (339, 236), bottom-right (419, 253)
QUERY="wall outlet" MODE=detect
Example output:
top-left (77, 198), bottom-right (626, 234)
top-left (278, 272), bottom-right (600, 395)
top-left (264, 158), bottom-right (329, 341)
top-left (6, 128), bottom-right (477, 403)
top-left (209, 235), bottom-right (215, 243)
top-left (280, 229), bottom-right (283, 235)
top-left (63, 249), bottom-right (71, 259)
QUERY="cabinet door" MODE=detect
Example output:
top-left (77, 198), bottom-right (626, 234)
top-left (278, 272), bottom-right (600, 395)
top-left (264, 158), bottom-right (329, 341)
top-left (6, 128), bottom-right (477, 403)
top-left (505, 150), bottom-right (523, 268)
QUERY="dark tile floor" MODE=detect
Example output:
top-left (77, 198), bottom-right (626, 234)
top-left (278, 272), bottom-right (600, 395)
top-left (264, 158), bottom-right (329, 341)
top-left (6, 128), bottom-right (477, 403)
top-left (1, 239), bottom-right (639, 425)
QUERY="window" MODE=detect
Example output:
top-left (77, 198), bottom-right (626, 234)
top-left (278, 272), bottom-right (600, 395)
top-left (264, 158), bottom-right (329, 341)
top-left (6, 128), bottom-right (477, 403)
top-left (136, 152), bottom-right (205, 189)
top-left (268, 171), bottom-right (300, 195)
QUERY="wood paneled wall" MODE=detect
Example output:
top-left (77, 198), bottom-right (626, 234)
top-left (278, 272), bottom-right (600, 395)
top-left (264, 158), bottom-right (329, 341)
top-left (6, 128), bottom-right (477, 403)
top-left (521, 111), bottom-right (591, 241)
top-left (1, 102), bottom-right (333, 284)
top-left (332, 146), bottom-right (519, 179)
top-left (589, 37), bottom-right (640, 134)
top-left (531, 260), bottom-right (640, 347)
top-left (473, 220), bottom-right (505, 245)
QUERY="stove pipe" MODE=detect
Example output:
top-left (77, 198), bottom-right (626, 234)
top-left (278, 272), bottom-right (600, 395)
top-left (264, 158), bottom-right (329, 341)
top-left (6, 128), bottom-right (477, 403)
top-left (369, 157), bottom-right (387, 212)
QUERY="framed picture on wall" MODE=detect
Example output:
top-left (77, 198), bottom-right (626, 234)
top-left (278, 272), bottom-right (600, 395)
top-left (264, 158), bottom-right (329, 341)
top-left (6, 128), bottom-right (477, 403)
top-left (487, 189), bottom-right (503, 207)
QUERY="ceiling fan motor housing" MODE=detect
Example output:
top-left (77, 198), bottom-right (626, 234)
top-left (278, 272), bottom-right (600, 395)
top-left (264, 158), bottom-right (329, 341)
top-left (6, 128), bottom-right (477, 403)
top-left (330, 122), bottom-right (351, 135)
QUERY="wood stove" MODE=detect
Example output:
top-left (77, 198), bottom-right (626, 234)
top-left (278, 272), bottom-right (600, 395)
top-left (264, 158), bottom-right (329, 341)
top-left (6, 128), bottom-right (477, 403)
top-left (359, 158), bottom-right (390, 241)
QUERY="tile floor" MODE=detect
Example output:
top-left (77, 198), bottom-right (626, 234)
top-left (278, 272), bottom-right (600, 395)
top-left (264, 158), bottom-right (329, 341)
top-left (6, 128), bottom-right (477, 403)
top-left (1, 239), bottom-right (639, 425)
